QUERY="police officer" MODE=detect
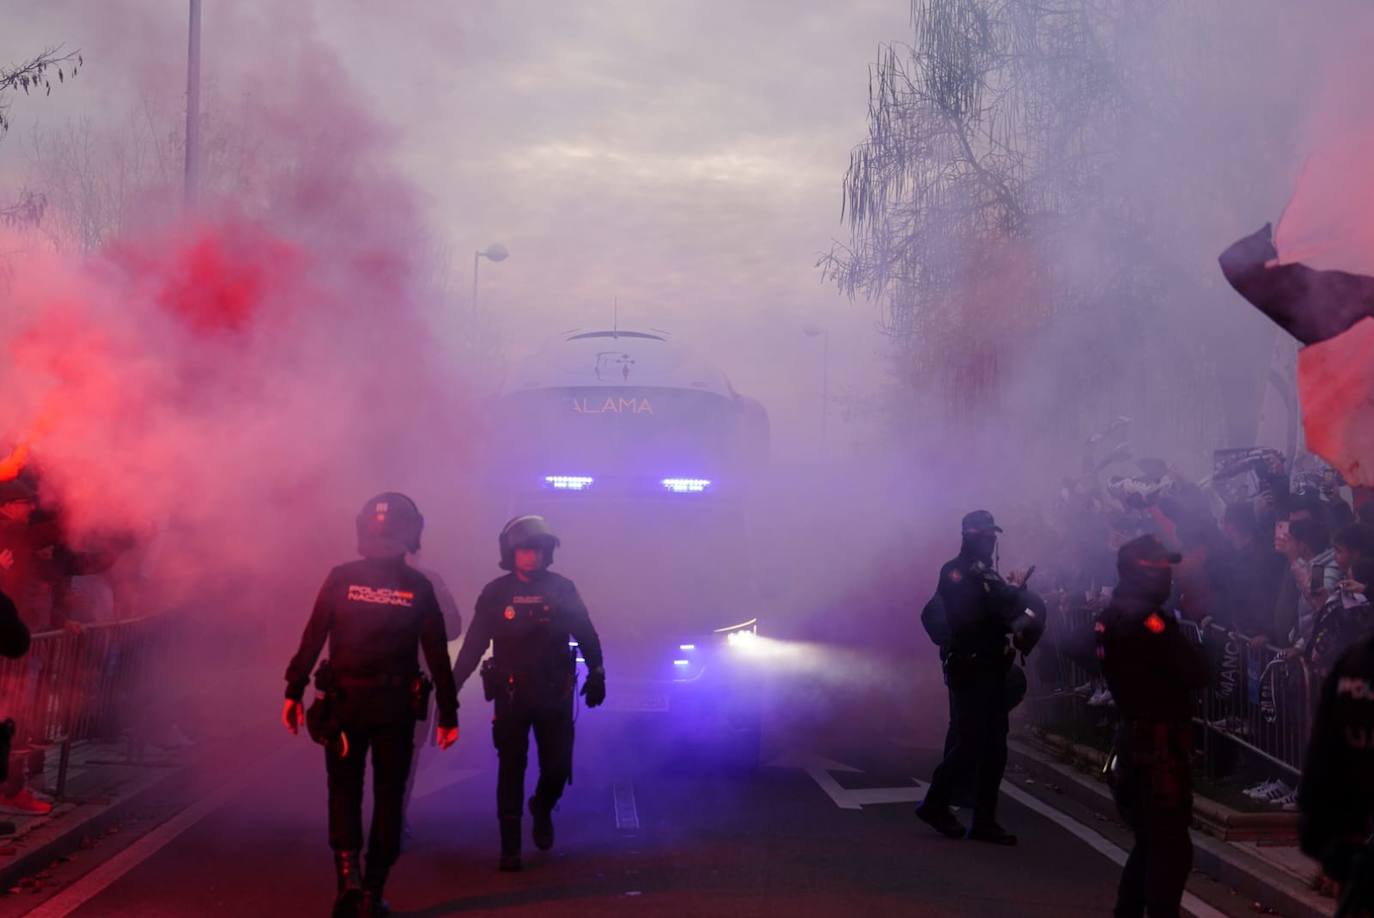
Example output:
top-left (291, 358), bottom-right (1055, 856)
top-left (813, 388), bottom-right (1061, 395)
top-left (1096, 534), bottom-right (1207, 918)
top-left (917, 510), bottom-right (1042, 845)
top-left (1298, 634), bottom-right (1374, 913)
top-left (452, 515), bottom-right (605, 872)
top-left (283, 493), bottom-right (459, 918)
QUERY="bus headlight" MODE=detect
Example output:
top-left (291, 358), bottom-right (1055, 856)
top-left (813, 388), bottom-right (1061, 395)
top-left (544, 475), bottom-right (594, 491)
top-left (714, 618), bottom-right (758, 651)
top-left (662, 477), bottom-right (711, 494)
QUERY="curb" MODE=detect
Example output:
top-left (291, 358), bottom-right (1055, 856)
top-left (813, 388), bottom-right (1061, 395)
top-left (0, 758), bottom-right (192, 894)
top-left (1008, 735), bottom-right (1333, 918)
top-left (1030, 731), bottom-right (1300, 843)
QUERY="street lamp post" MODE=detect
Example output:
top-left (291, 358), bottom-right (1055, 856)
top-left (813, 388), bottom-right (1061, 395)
top-left (802, 325), bottom-right (830, 447)
top-left (471, 242), bottom-right (509, 319)
top-left (184, 0), bottom-right (202, 211)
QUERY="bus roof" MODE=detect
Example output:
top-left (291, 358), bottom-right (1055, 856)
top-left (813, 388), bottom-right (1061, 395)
top-left (504, 329), bottom-right (736, 398)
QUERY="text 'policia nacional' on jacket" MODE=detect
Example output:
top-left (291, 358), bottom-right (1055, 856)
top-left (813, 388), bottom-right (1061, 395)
top-left (453, 569), bottom-right (604, 689)
top-left (284, 557), bottom-right (458, 728)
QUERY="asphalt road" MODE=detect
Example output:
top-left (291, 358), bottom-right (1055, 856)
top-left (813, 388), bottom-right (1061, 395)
top-left (4, 697), bottom-right (1258, 918)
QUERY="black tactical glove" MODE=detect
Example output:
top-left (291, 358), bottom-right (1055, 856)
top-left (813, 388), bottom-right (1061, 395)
top-left (580, 671), bottom-right (606, 708)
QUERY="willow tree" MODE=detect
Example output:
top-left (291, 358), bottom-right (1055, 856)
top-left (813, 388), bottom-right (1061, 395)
top-left (822, 0), bottom-right (1144, 417)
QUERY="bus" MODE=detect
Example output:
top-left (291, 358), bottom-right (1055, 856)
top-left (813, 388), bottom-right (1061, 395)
top-left (488, 328), bottom-right (769, 764)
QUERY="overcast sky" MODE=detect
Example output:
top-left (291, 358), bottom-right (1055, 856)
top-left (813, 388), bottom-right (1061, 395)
top-left (2, 1), bottom-right (910, 456)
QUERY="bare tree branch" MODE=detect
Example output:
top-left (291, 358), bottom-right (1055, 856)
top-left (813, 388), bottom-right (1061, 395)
top-left (0, 45), bottom-right (82, 140)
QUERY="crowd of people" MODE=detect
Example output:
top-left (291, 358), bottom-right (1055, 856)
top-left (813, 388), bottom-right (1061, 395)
top-left (0, 446), bottom-right (149, 822)
top-left (1014, 432), bottom-right (1374, 808)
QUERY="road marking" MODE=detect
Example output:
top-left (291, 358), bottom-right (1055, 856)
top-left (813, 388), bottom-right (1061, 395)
top-left (770, 752), bottom-right (927, 810)
top-left (777, 751), bottom-right (1225, 918)
top-left (1000, 782), bottom-right (1227, 918)
top-left (613, 780), bottom-right (640, 830)
top-left (26, 743), bottom-right (300, 918)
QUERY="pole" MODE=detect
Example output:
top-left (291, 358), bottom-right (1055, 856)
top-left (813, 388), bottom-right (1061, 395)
top-left (184, 0), bottom-right (202, 211)
top-left (471, 250), bottom-right (481, 320)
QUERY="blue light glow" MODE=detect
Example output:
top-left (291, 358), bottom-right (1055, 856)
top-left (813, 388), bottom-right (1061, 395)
top-left (545, 475), bottom-right (594, 491)
top-left (662, 477), bottom-right (711, 494)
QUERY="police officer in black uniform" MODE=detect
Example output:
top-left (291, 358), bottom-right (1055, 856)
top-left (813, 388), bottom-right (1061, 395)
top-left (1299, 634), bottom-right (1374, 914)
top-left (917, 510), bottom-right (1043, 845)
top-left (452, 515), bottom-right (605, 872)
top-left (283, 493), bottom-right (459, 918)
top-left (1096, 534), bottom-right (1207, 918)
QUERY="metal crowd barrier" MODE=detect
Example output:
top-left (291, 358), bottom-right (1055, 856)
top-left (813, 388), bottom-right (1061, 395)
top-left (0, 616), bottom-right (169, 798)
top-left (1025, 594), bottom-right (1313, 779)
top-left (1190, 620), bottom-right (1312, 779)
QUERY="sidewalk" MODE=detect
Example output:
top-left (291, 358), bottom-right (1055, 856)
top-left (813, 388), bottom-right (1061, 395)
top-left (1009, 728), bottom-right (1334, 918)
top-left (0, 738), bottom-right (191, 895)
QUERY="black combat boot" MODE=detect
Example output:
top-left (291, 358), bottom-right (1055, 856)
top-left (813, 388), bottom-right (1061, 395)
top-left (967, 821), bottom-right (1018, 846)
top-left (332, 850), bottom-right (363, 918)
top-left (359, 859), bottom-right (391, 917)
top-left (499, 817), bottom-right (523, 872)
top-left (529, 796), bottom-right (555, 851)
top-left (915, 801), bottom-right (965, 839)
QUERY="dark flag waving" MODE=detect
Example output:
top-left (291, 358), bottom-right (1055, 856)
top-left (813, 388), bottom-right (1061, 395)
top-left (1219, 223), bottom-right (1374, 346)
top-left (1219, 223), bottom-right (1374, 488)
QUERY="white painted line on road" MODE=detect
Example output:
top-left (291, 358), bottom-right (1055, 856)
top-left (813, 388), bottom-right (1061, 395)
top-left (613, 780), bottom-right (640, 831)
top-left (1000, 782), bottom-right (1227, 918)
top-left (25, 743), bottom-right (301, 918)
top-left (770, 751), bottom-right (927, 810)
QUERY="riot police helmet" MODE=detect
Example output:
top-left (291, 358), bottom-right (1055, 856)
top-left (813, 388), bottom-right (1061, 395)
top-left (499, 515), bottom-right (560, 571)
top-left (356, 492), bottom-right (424, 559)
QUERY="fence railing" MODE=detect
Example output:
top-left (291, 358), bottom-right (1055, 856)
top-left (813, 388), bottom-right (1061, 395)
top-left (0, 615), bottom-right (169, 798)
top-left (1026, 596), bottom-right (1313, 780)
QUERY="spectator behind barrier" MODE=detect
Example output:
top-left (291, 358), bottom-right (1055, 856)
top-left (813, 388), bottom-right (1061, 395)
top-left (0, 480), bottom-right (61, 633)
top-left (1209, 503), bottom-right (1286, 637)
top-left (0, 589), bottom-right (28, 659)
top-left (0, 589), bottom-right (31, 834)
top-left (1334, 523), bottom-right (1374, 577)
top-left (1274, 518), bottom-right (1336, 651)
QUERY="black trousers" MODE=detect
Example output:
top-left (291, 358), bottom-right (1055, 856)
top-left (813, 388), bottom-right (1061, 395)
top-left (924, 666), bottom-right (1009, 827)
top-left (1112, 727), bottom-right (1193, 918)
top-left (492, 692), bottom-right (574, 823)
top-left (326, 720), bottom-right (415, 868)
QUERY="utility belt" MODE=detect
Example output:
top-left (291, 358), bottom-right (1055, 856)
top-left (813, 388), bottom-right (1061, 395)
top-left (480, 657), bottom-right (575, 704)
top-left (337, 673), bottom-right (412, 689)
top-left (943, 646), bottom-right (1014, 684)
top-left (309, 661), bottom-right (433, 735)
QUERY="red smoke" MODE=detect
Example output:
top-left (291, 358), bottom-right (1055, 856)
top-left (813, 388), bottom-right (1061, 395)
top-left (0, 8), bottom-right (473, 615)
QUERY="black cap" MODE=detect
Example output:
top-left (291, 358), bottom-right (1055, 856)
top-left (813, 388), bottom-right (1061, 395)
top-left (961, 510), bottom-right (1003, 534)
top-left (1118, 534), bottom-right (1182, 568)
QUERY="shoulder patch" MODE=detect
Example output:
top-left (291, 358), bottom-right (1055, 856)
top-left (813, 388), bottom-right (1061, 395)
top-left (948, 569), bottom-right (963, 583)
